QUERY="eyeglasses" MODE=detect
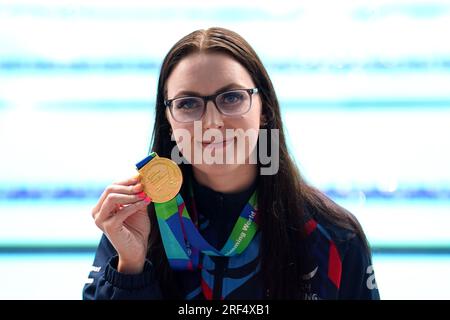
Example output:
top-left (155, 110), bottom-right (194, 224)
top-left (164, 88), bottom-right (259, 123)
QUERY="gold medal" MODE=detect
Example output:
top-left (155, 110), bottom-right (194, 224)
top-left (136, 153), bottom-right (183, 203)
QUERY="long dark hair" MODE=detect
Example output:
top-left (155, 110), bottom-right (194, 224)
top-left (147, 27), bottom-right (370, 299)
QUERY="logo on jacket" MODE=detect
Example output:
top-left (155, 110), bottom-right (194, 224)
top-left (301, 266), bottom-right (318, 280)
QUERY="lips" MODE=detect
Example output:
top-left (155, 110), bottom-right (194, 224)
top-left (200, 137), bottom-right (235, 148)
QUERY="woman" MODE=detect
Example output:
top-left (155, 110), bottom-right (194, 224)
top-left (83, 27), bottom-right (380, 300)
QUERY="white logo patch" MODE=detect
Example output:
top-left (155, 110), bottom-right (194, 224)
top-left (301, 266), bottom-right (318, 280)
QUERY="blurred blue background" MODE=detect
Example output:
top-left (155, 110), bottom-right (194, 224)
top-left (1, 0), bottom-right (449, 299)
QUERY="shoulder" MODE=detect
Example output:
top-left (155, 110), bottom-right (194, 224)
top-left (302, 194), bottom-right (368, 255)
top-left (303, 200), bottom-right (372, 267)
top-left (304, 207), bottom-right (361, 254)
top-left (301, 205), bottom-right (379, 299)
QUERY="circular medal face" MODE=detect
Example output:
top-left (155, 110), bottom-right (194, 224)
top-left (138, 156), bottom-right (183, 203)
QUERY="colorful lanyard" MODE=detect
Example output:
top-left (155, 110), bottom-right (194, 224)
top-left (153, 179), bottom-right (259, 271)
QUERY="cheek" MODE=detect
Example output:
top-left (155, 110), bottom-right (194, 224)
top-left (172, 123), bottom-right (194, 144)
top-left (235, 117), bottom-right (259, 132)
top-left (167, 110), bottom-right (194, 141)
top-left (170, 122), bottom-right (195, 162)
top-left (237, 102), bottom-right (262, 130)
top-left (231, 107), bottom-right (262, 155)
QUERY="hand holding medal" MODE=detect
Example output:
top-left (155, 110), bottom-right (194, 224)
top-left (90, 174), bottom-right (152, 274)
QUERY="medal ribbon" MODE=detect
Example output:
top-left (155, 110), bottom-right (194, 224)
top-left (154, 190), bottom-right (258, 270)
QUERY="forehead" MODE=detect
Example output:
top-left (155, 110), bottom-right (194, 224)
top-left (166, 52), bottom-right (255, 97)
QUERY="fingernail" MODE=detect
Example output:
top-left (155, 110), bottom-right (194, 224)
top-left (137, 192), bottom-right (147, 199)
top-left (144, 197), bottom-right (151, 203)
top-left (133, 184), bottom-right (143, 192)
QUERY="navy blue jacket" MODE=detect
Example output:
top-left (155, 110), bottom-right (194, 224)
top-left (83, 180), bottom-right (380, 300)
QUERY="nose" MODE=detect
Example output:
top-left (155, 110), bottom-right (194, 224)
top-left (202, 100), bottom-right (224, 129)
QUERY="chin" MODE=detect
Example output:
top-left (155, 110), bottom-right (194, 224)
top-left (193, 162), bottom-right (241, 176)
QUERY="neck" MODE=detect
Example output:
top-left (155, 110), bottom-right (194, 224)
top-left (192, 164), bottom-right (258, 194)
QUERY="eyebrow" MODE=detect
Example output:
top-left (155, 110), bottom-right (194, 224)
top-left (172, 83), bottom-right (247, 99)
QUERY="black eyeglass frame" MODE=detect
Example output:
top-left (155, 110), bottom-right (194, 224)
top-left (164, 88), bottom-right (259, 123)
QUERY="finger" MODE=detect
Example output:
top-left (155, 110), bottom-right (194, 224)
top-left (102, 200), bottom-right (150, 235)
top-left (101, 192), bottom-right (147, 214)
top-left (99, 175), bottom-right (141, 211)
top-left (113, 175), bottom-right (141, 186)
top-left (94, 194), bottom-right (144, 230)
top-left (95, 192), bottom-right (146, 222)
top-left (92, 182), bottom-right (144, 215)
top-left (113, 199), bottom-right (150, 224)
